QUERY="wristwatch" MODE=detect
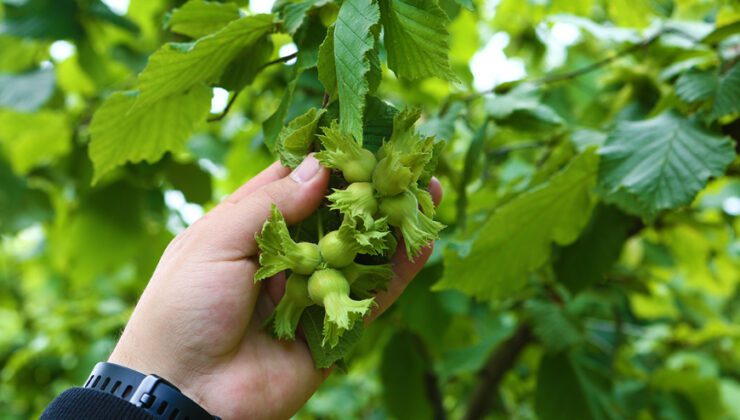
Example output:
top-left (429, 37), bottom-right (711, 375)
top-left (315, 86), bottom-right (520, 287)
top-left (84, 362), bottom-right (219, 420)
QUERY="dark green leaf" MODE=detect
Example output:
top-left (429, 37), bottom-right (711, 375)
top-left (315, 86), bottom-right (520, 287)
top-left (300, 305), bottom-right (364, 369)
top-left (598, 111), bottom-right (736, 219)
top-left (536, 350), bottom-right (620, 420)
top-left (164, 161), bottom-right (213, 205)
top-left (554, 205), bottom-right (638, 293)
top-left (675, 69), bottom-right (717, 104)
top-left (380, 331), bottom-right (434, 420)
top-left (710, 64), bottom-right (740, 120)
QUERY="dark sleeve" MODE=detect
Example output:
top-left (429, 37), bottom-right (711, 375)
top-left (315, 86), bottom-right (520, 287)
top-left (41, 388), bottom-right (155, 420)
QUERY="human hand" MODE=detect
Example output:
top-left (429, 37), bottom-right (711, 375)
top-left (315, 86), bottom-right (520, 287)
top-left (108, 155), bottom-right (442, 419)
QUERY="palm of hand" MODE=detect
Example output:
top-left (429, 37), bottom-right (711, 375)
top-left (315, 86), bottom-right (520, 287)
top-left (109, 159), bottom-right (441, 419)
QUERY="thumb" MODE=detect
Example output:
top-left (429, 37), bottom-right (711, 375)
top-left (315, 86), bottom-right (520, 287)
top-left (192, 155), bottom-right (329, 259)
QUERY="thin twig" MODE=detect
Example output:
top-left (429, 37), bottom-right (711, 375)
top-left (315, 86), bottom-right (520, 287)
top-left (463, 324), bottom-right (533, 420)
top-left (487, 140), bottom-right (548, 158)
top-left (207, 52), bottom-right (299, 122)
top-left (456, 26), bottom-right (693, 103)
top-left (413, 335), bottom-right (447, 420)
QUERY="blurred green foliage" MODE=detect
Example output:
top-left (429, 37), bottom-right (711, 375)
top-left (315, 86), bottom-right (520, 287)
top-left (1, 0), bottom-right (739, 419)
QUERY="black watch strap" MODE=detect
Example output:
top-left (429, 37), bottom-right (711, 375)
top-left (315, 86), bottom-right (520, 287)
top-left (84, 362), bottom-right (219, 420)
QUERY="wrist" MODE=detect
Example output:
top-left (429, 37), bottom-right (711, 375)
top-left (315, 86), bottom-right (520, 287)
top-left (84, 362), bottom-right (218, 419)
top-left (108, 344), bottom-right (206, 413)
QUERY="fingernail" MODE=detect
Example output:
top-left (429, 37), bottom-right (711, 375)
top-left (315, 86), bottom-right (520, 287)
top-left (290, 155), bottom-right (321, 183)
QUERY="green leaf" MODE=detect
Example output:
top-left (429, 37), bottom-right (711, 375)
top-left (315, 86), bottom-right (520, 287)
top-left (710, 63), bottom-right (740, 120)
top-left (334, 0), bottom-right (380, 142)
top-left (0, 110), bottom-right (71, 174)
top-left (279, 0), bottom-right (331, 35)
top-left (276, 107), bottom-right (326, 168)
top-left (598, 111), bottom-right (736, 219)
top-left (263, 72), bottom-right (300, 150)
top-left (675, 69), bottom-right (717, 104)
top-left (362, 95), bottom-right (398, 152)
top-left (702, 21), bottom-right (740, 44)
top-left (526, 300), bottom-right (582, 353)
top-left (607, 0), bottom-right (653, 28)
top-left (164, 161), bottom-right (213, 205)
top-left (554, 205), bottom-right (638, 293)
top-left (317, 24), bottom-right (337, 97)
top-left (300, 305), bottom-right (363, 369)
top-left (89, 86), bottom-right (212, 183)
top-left (380, 331), bottom-right (434, 420)
top-left (0, 0), bottom-right (83, 40)
top-left (167, 0), bottom-right (241, 39)
top-left (486, 85), bottom-right (563, 132)
top-left (379, 0), bottom-right (457, 81)
top-left (0, 36), bottom-right (44, 72)
top-left (0, 67), bottom-right (55, 112)
top-left (454, 0), bottom-right (474, 10)
top-left (0, 159), bottom-right (52, 234)
top-left (536, 350), bottom-right (619, 420)
top-left (218, 35), bottom-right (274, 92)
top-left (436, 150), bottom-right (599, 300)
top-left (136, 14), bottom-right (274, 108)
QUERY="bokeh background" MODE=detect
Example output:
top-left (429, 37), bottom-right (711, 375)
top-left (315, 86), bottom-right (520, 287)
top-left (1, 0), bottom-right (740, 419)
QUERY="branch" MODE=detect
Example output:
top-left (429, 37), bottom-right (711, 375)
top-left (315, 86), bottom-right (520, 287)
top-left (463, 324), bottom-right (533, 420)
top-left (487, 140), bottom-right (548, 158)
top-left (456, 26), bottom-right (695, 103)
top-left (527, 28), bottom-right (669, 86)
top-left (207, 52), bottom-right (299, 122)
top-left (413, 335), bottom-right (447, 420)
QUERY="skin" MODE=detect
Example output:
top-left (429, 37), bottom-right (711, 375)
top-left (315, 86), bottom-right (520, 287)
top-left (109, 155), bottom-right (442, 419)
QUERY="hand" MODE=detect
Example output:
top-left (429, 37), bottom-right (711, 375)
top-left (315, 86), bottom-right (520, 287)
top-left (109, 155), bottom-right (442, 419)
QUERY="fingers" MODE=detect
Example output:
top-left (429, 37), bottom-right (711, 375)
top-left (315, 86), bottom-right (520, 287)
top-left (191, 156), bottom-right (329, 260)
top-left (429, 177), bottom-right (443, 207)
top-left (367, 177), bottom-right (443, 321)
top-left (367, 242), bottom-right (433, 322)
top-left (224, 161), bottom-right (290, 204)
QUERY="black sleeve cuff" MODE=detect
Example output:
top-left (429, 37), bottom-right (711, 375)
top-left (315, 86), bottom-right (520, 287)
top-left (41, 387), bottom-right (155, 420)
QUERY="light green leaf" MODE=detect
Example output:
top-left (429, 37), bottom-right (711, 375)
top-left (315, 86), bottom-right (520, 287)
top-left (89, 86), bottom-right (212, 183)
top-left (334, 0), bottom-right (380, 143)
top-left (0, 110), bottom-right (71, 174)
top-left (435, 150), bottom-right (599, 300)
top-left (711, 63), bottom-right (740, 120)
top-left (0, 67), bottom-right (55, 112)
top-left (167, 0), bottom-right (241, 39)
top-left (276, 107), bottom-right (326, 168)
top-left (263, 71), bottom-right (300, 150)
top-left (598, 111), bottom-right (736, 219)
top-left (379, 0), bottom-right (457, 81)
top-left (136, 14), bottom-right (274, 108)
top-left (607, 0), bottom-right (653, 28)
